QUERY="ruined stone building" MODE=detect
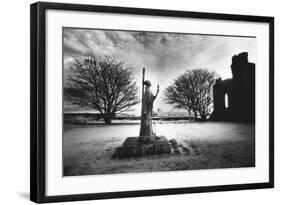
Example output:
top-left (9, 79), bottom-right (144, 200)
top-left (210, 52), bottom-right (255, 122)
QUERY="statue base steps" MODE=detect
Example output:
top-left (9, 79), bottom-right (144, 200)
top-left (113, 136), bottom-right (174, 158)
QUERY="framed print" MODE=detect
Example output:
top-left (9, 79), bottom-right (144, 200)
top-left (30, 1), bottom-right (274, 203)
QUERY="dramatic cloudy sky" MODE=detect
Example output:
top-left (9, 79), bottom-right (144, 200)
top-left (63, 28), bottom-right (256, 113)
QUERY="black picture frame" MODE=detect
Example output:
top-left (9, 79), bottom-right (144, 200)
top-left (30, 1), bottom-right (274, 203)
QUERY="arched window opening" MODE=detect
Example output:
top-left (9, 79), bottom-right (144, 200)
top-left (225, 93), bottom-right (229, 108)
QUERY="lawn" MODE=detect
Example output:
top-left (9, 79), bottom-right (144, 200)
top-left (63, 121), bottom-right (255, 176)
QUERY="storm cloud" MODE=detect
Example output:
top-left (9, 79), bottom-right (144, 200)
top-left (63, 28), bottom-right (256, 112)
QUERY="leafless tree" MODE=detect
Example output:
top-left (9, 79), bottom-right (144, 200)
top-left (164, 69), bottom-right (217, 121)
top-left (64, 55), bottom-right (139, 124)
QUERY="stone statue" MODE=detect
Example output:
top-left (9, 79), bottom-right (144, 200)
top-left (113, 68), bottom-right (172, 158)
top-left (139, 79), bottom-right (159, 142)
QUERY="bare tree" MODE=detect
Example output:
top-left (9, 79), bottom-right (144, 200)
top-left (64, 55), bottom-right (139, 124)
top-left (164, 69), bottom-right (217, 121)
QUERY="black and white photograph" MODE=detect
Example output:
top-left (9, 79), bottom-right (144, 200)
top-left (0, 0), bottom-right (278, 203)
top-left (63, 28), bottom-right (256, 176)
top-left (27, 1), bottom-right (274, 203)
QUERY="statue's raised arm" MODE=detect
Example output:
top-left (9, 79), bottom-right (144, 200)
top-left (154, 84), bottom-right (159, 100)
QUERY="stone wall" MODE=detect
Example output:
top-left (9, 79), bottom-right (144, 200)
top-left (210, 52), bottom-right (255, 122)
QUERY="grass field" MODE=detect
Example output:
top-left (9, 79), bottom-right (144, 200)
top-left (63, 121), bottom-right (255, 176)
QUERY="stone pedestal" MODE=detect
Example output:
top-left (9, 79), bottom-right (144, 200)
top-left (113, 136), bottom-right (171, 158)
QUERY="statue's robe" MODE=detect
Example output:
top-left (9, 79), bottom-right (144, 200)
top-left (139, 88), bottom-right (156, 142)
